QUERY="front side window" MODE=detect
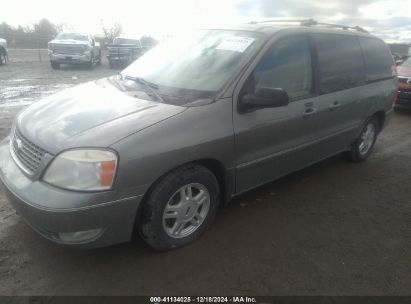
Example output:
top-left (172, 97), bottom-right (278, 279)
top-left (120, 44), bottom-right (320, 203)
top-left (313, 34), bottom-right (365, 94)
top-left (253, 35), bottom-right (313, 100)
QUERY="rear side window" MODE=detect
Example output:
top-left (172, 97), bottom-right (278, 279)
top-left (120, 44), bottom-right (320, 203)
top-left (359, 37), bottom-right (394, 82)
top-left (313, 34), bottom-right (365, 94)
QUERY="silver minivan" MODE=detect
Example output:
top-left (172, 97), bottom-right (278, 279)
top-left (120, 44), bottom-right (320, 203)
top-left (0, 22), bottom-right (397, 250)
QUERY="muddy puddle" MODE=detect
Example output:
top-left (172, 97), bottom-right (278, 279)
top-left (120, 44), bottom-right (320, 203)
top-left (0, 79), bottom-right (71, 107)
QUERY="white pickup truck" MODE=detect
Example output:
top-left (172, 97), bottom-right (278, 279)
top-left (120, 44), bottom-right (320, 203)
top-left (0, 38), bottom-right (7, 65)
top-left (48, 32), bottom-right (101, 69)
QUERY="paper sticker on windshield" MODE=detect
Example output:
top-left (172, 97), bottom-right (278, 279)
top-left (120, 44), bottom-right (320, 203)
top-left (216, 37), bottom-right (255, 53)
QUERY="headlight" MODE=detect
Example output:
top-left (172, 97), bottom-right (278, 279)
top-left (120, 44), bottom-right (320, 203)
top-left (43, 149), bottom-right (118, 191)
top-left (48, 43), bottom-right (55, 50)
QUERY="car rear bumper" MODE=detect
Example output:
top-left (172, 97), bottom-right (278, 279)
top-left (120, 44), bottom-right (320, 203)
top-left (396, 89), bottom-right (411, 108)
top-left (0, 137), bottom-right (143, 248)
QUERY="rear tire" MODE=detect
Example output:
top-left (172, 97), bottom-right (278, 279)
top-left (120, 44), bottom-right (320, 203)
top-left (0, 51), bottom-right (6, 65)
top-left (96, 52), bottom-right (102, 66)
top-left (51, 61), bottom-right (60, 69)
top-left (347, 116), bottom-right (379, 162)
top-left (138, 164), bottom-right (220, 251)
top-left (86, 53), bottom-right (94, 69)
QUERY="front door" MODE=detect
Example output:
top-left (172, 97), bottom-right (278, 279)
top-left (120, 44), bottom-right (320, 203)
top-left (233, 34), bottom-right (322, 194)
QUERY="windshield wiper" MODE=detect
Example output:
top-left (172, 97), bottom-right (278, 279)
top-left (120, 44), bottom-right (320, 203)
top-left (121, 73), bottom-right (164, 102)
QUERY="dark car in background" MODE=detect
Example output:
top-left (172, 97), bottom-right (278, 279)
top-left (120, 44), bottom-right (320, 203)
top-left (107, 37), bottom-right (145, 68)
top-left (396, 57), bottom-right (411, 109)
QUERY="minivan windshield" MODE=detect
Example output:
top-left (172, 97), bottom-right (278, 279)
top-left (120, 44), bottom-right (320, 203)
top-left (56, 33), bottom-right (89, 41)
top-left (121, 30), bottom-right (264, 105)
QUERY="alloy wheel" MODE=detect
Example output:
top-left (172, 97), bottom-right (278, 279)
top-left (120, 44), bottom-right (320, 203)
top-left (162, 183), bottom-right (210, 239)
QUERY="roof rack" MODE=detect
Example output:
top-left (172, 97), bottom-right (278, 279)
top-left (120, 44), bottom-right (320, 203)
top-left (248, 19), bottom-right (369, 33)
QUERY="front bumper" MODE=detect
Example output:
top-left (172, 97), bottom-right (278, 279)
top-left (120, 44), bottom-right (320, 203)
top-left (49, 52), bottom-right (91, 64)
top-left (0, 137), bottom-right (143, 248)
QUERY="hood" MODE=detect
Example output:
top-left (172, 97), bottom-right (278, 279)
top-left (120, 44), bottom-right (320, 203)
top-left (397, 66), bottom-right (411, 77)
top-left (49, 39), bottom-right (89, 45)
top-left (17, 78), bottom-right (186, 154)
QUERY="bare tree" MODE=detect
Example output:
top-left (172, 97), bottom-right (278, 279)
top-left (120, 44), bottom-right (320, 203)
top-left (34, 19), bottom-right (57, 45)
top-left (56, 23), bottom-right (74, 33)
top-left (101, 20), bottom-right (122, 42)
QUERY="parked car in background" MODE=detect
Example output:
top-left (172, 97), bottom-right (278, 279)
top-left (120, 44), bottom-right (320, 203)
top-left (396, 57), bottom-right (411, 109)
top-left (48, 32), bottom-right (101, 69)
top-left (393, 53), bottom-right (410, 66)
top-left (0, 38), bottom-right (8, 65)
top-left (0, 23), bottom-right (396, 251)
top-left (392, 53), bottom-right (404, 65)
top-left (107, 37), bottom-right (146, 68)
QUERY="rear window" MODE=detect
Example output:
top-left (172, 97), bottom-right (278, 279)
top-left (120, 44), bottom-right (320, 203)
top-left (113, 38), bottom-right (141, 46)
top-left (359, 37), bottom-right (394, 82)
top-left (313, 34), bottom-right (365, 94)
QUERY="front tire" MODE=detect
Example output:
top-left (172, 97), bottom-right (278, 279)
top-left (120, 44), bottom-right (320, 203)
top-left (347, 116), bottom-right (379, 162)
top-left (138, 164), bottom-right (220, 251)
top-left (51, 61), bottom-right (60, 69)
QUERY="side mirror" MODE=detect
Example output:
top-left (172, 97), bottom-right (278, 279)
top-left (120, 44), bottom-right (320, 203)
top-left (240, 88), bottom-right (289, 112)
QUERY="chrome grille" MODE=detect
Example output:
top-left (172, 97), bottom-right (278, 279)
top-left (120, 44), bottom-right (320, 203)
top-left (54, 44), bottom-right (84, 55)
top-left (11, 129), bottom-right (46, 174)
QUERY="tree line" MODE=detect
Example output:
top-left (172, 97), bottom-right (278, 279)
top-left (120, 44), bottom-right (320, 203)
top-left (0, 19), bottom-right (158, 49)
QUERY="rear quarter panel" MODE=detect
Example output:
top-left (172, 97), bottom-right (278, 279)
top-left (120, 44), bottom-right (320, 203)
top-left (360, 78), bottom-right (397, 131)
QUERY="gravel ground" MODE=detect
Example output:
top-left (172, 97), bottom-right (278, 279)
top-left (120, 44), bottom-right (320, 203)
top-left (0, 55), bottom-right (410, 296)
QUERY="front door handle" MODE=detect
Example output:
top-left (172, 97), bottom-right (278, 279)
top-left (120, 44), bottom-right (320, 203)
top-left (329, 101), bottom-right (341, 110)
top-left (302, 108), bottom-right (317, 117)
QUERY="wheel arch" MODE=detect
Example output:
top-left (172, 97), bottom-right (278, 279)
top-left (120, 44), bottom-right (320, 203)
top-left (132, 158), bottom-right (232, 238)
top-left (373, 110), bottom-right (386, 132)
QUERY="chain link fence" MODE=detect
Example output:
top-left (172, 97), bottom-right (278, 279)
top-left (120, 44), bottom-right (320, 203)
top-left (6, 48), bottom-right (48, 63)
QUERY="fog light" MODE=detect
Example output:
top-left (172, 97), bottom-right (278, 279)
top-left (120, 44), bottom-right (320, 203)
top-left (58, 228), bottom-right (102, 243)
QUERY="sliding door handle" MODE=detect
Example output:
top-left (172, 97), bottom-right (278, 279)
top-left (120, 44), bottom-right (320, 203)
top-left (302, 108), bottom-right (317, 117)
top-left (329, 101), bottom-right (341, 110)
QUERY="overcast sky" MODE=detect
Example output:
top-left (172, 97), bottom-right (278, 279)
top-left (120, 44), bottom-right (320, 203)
top-left (1, 0), bottom-right (411, 43)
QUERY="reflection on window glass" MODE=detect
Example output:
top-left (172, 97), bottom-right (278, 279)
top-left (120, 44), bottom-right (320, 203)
top-left (359, 37), bottom-right (394, 81)
top-left (123, 30), bottom-right (263, 92)
top-left (254, 36), bottom-right (312, 100)
top-left (314, 34), bottom-right (365, 94)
